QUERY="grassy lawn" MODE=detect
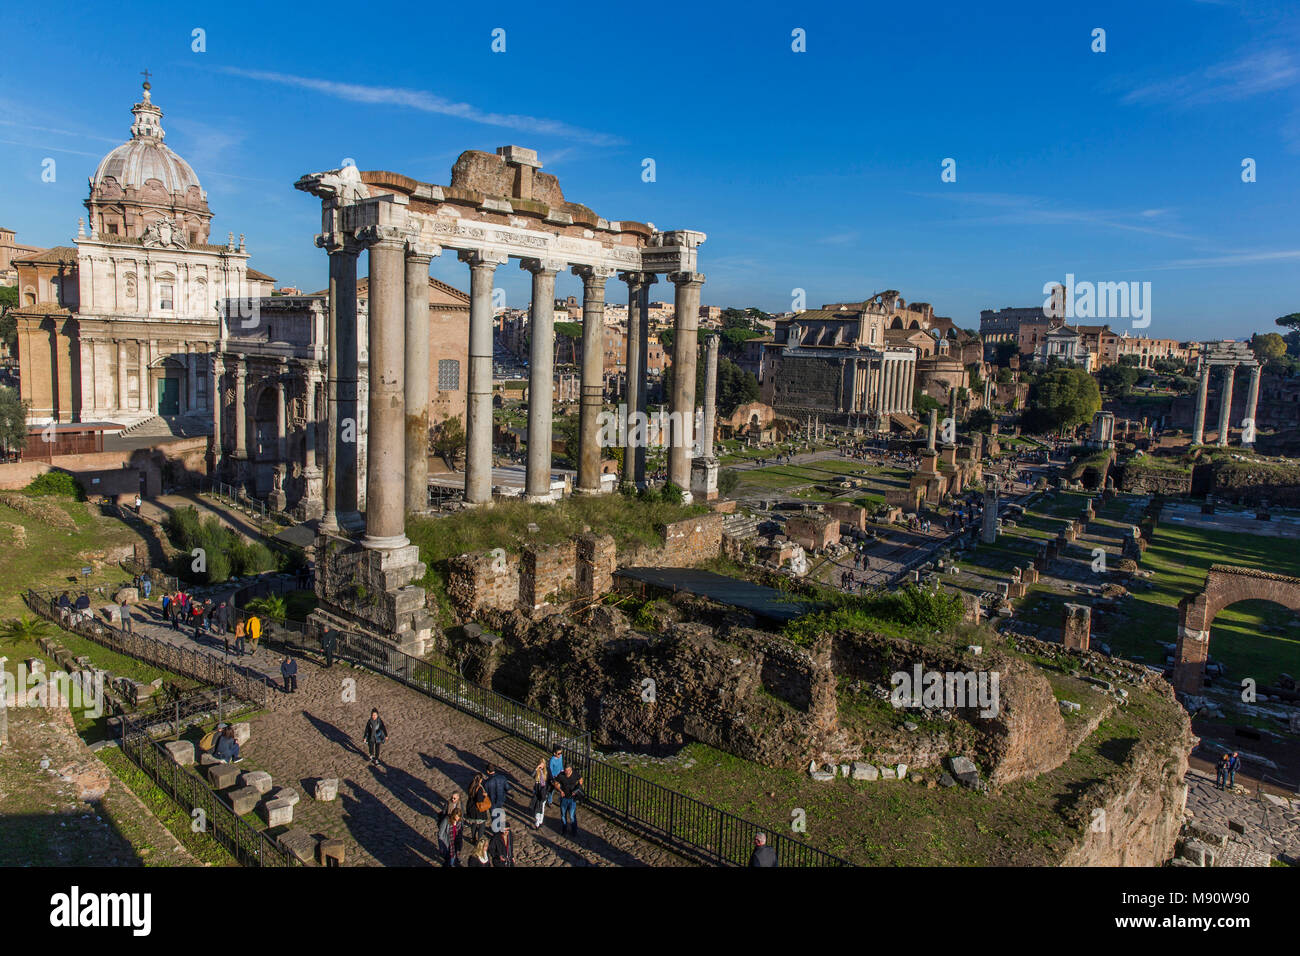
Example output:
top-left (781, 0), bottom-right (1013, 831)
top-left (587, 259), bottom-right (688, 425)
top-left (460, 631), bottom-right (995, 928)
top-left (1106, 522), bottom-right (1300, 684)
top-left (732, 459), bottom-right (901, 495)
top-left (0, 495), bottom-right (141, 618)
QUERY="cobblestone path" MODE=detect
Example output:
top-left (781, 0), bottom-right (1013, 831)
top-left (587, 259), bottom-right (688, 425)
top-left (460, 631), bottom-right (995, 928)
top-left (1184, 767), bottom-right (1300, 865)
top-left (126, 605), bottom-right (687, 866)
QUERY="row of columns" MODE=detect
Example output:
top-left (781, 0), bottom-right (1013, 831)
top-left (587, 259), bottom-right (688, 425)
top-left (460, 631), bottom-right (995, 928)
top-left (1190, 362), bottom-right (1261, 447)
top-left (213, 357), bottom-right (321, 470)
top-left (876, 354), bottom-right (915, 415)
top-left (317, 226), bottom-right (709, 551)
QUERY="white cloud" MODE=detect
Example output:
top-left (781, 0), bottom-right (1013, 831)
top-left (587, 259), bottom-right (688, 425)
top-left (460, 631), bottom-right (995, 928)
top-left (218, 68), bottom-right (625, 148)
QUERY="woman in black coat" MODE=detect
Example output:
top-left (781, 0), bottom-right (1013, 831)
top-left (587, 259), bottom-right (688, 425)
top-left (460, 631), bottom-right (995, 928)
top-left (362, 709), bottom-right (388, 766)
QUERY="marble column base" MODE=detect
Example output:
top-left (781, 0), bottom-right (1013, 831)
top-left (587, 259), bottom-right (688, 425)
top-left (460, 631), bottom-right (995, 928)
top-left (524, 493), bottom-right (556, 505)
top-left (312, 532), bottom-right (432, 657)
top-left (691, 456), bottom-right (719, 501)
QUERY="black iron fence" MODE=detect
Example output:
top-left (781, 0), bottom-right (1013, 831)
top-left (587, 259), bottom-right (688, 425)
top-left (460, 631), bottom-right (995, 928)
top-left (243, 611), bottom-right (850, 867)
top-left (118, 706), bottom-right (298, 867)
top-left (24, 588), bottom-right (273, 708)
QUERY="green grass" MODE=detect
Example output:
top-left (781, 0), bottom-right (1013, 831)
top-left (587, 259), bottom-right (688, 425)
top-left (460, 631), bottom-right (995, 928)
top-left (97, 747), bottom-right (236, 866)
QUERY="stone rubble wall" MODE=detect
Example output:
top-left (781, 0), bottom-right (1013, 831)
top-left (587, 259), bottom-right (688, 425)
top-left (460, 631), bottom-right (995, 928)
top-left (445, 513), bottom-right (725, 620)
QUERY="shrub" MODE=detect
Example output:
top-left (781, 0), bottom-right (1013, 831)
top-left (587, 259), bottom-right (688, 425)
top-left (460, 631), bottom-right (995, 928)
top-left (25, 471), bottom-right (85, 500)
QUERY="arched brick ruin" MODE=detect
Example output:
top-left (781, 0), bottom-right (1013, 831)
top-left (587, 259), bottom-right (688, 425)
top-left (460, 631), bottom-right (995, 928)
top-left (1173, 564), bottom-right (1300, 694)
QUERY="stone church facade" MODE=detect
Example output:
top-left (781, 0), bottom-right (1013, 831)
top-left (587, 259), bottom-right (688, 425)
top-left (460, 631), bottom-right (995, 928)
top-left (12, 81), bottom-right (272, 425)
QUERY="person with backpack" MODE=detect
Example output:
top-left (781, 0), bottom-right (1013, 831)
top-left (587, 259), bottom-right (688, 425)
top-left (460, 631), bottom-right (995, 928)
top-left (466, 772), bottom-right (490, 843)
top-left (362, 709), bottom-right (387, 766)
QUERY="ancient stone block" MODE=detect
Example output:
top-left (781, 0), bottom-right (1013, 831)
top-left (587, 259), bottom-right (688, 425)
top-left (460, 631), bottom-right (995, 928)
top-left (319, 837), bottom-right (346, 866)
top-left (227, 785), bottom-right (261, 815)
top-left (207, 763), bottom-right (240, 790)
top-left (271, 787), bottom-right (300, 806)
top-left (314, 777), bottom-right (339, 802)
top-left (850, 762), bottom-right (878, 781)
top-left (231, 721), bottom-right (251, 746)
top-left (240, 770), bottom-right (272, 795)
top-left (262, 797), bottom-right (294, 827)
top-left (164, 740), bottom-right (194, 766)
top-left (1062, 603), bottom-right (1091, 651)
top-left (276, 826), bottom-right (316, 864)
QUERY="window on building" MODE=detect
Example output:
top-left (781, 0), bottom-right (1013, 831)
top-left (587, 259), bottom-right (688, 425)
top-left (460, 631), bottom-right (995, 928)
top-left (107, 223), bottom-right (119, 235)
top-left (438, 359), bottom-right (460, 391)
top-left (159, 284), bottom-right (174, 310)
top-left (197, 372), bottom-right (207, 406)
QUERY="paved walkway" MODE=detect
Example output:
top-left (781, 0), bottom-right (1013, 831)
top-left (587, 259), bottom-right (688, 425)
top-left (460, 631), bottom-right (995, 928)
top-left (1184, 766), bottom-right (1300, 864)
top-left (126, 603), bottom-right (685, 866)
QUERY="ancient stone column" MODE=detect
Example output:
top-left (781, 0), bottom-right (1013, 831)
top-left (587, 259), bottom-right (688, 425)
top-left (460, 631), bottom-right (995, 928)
top-left (1244, 363), bottom-right (1262, 446)
top-left (1191, 362), bottom-right (1209, 446)
top-left (668, 272), bottom-right (704, 495)
top-left (211, 355), bottom-right (224, 470)
top-left (523, 258), bottom-right (562, 502)
top-left (701, 333), bottom-right (719, 459)
top-left (233, 359), bottom-right (247, 460)
top-left (462, 250), bottom-right (506, 506)
top-left (620, 271), bottom-right (649, 487)
top-left (1216, 364), bottom-right (1236, 447)
top-left (319, 236), bottom-right (362, 534)
top-left (981, 480), bottom-right (999, 544)
top-left (275, 363), bottom-right (287, 462)
top-left (303, 366), bottom-right (319, 471)
top-left (138, 340), bottom-right (149, 412)
top-left (1062, 603), bottom-right (1091, 651)
top-left (928, 407), bottom-right (937, 452)
top-left (634, 275), bottom-right (654, 484)
top-left (573, 265), bottom-right (612, 494)
top-left (117, 341), bottom-right (129, 411)
top-left (404, 243), bottom-right (438, 514)
top-left (360, 227), bottom-right (409, 550)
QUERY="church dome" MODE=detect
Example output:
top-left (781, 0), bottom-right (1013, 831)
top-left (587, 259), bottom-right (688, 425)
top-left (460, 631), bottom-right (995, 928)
top-left (85, 81), bottom-right (212, 244)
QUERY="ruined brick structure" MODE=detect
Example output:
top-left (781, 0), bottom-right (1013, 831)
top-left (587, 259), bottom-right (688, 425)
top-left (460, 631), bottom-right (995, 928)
top-left (1174, 564), bottom-right (1300, 693)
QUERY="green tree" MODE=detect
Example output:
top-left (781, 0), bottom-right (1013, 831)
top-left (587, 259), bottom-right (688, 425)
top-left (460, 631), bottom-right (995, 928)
top-left (1097, 363), bottom-right (1141, 395)
top-left (1022, 367), bottom-right (1101, 433)
top-left (1251, 331), bottom-right (1287, 363)
top-left (0, 386), bottom-right (29, 456)
top-left (661, 351), bottom-right (758, 416)
top-left (434, 415), bottom-right (465, 466)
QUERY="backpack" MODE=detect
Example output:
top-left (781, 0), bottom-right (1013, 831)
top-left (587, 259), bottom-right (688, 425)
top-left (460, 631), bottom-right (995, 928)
top-left (473, 785), bottom-right (491, 814)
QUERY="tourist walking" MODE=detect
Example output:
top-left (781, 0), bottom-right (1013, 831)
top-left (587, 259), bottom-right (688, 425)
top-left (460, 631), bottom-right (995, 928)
top-left (466, 772), bottom-right (490, 842)
top-left (280, 654), bottom-right (298, 694)
top-left (484, 763), bottom-right (509, 814)
top-left (552, 764), bottom-right (585, 837)
top-left (141, 573), bottom-right (152, 601)
top-left (119, 600), bottom-right (132, 634)
top-left (546, 746), bottom-right (564, 807)
top-left (234, 618), bottom-right (247, 656)
top-left (488, 818), bottom-right (514, 867)
top-left (1215, 752), bottom-right (1230, 790)
top-left (320, 625), bottom-right (336, 669)
top-left (437, 807), bottom-right (464, 867)
top-left (1228, 751), bottom-right (1241, 789)
top-left (748, 832), bottom-right (778, 867)
top-left (362, 708), bottom-right (387, 766)
top-left (529, 759), bottom-right (549, 828)
top-left (246, 614), bottom-right (262, 655)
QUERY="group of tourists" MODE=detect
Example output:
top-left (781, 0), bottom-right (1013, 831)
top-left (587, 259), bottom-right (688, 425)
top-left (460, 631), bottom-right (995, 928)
top-left (358, 712), bottom-right (587, 868)
top-left (1215, 751), bottom-right (1242, 790)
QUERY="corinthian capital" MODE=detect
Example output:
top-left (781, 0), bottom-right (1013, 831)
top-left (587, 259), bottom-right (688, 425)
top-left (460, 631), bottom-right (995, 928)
top-left (354, 224), bottom-right (407, 248)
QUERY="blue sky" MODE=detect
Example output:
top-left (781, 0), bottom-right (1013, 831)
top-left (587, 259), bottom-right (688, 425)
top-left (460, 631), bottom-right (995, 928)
top-left (2, 0), bottom-right (1297, 341)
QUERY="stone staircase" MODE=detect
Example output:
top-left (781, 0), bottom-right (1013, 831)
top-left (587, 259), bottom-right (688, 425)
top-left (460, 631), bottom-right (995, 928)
top-left (722, 512), bottom-right (761, 541)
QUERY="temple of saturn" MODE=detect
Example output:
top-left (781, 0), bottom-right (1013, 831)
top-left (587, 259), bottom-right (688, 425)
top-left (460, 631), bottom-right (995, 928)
top-left (1190, 341), bottom-right (1261, 448)
top-left (296, 148), bottom-right (709, 652)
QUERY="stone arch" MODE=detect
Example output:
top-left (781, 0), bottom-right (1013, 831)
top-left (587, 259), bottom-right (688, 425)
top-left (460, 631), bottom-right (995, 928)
top-left (1173, 564), bottom-right (1300, 693)
top-left (889, 316), bottom-right (904, 330)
